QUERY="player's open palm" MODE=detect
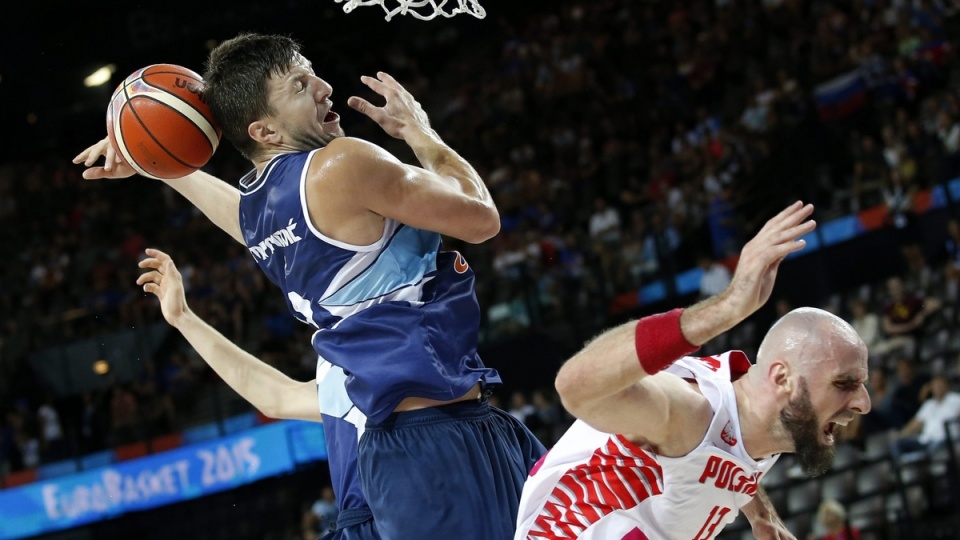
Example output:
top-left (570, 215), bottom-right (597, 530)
top-left (726, 201), bottom-right (815, 319)
top-left (347, 71), bottom-right (432, 140)
top-left (72, 137), bottom-right (137, 180)
top-left (137, 248), bottom-right (188, 327)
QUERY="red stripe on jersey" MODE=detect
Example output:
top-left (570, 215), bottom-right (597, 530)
top-left (527, 436), bottom-right (664, 540)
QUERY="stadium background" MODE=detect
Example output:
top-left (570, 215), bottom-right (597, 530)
top-left (3, 0), bottom-right (960, 538)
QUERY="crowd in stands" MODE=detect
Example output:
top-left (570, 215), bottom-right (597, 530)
top-left (4, 1), bottom-right (960, 535)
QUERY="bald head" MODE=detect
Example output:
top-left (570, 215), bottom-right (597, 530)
top-left (756, 307), bottom-right (866, 375)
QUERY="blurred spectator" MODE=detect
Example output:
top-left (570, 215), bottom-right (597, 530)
top-left (888, 357), bottom-right (932, 430)
top-left (881, 276), bottom-right (940, 358)
top-left (891, 373), bottom-right (960, 459)
top-left (78, 391), bottom-right (108, 454)
top-left (36, 395), bottom-right (66, 464)
top-left (301, 485), bottom-right (338, 539)
top-left (508, 391), bottom-right (535, 424)
top-left (131, 360), bottom-right (178, 439)
top-left (587, 197), bottom-right (622, 245)
top-left (526, 388), bottom-right (565, 447)
top-left (851, 135), bottom-right (889, 211)
top-left (944, 219), bottom-right (960, 303)
top-left (849, 298), bottom-right (882, 357)
top-left (697, 255), bottom-right (732, 300)
top-left (0, 411), bottom-right (24, 473)
top-left (808, 499), bottom-right (860, 540)
top-left (108, 386), bottom-right (141, 447)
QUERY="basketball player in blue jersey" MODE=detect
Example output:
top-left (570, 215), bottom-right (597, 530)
top-left (74, 33), bottom-right (545, 540)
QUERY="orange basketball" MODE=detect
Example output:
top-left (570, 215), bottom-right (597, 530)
top-left (106, 64), bottom-right (221, 180)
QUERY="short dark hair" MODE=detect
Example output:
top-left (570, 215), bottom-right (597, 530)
top-left (203, 33), bottom-right (301, 160)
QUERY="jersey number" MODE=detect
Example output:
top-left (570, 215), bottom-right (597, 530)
top-left (692, 505), bottom-right (731, 540)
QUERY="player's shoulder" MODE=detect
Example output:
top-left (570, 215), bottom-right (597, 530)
top-left (308, 137), bottom-right (398, 181)
top-left (318, 136), bottom-right (388, 160)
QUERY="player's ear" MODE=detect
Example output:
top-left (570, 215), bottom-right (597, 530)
top-left (248, 120), bottom-right (280, 145)
top-left (769, 360), bottom-right (793, 396)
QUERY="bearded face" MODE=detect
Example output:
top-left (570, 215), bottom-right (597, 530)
top-left (779, 379), bottom-right (836, 476)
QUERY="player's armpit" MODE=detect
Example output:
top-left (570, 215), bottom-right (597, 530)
top-left (309, 137), bottom-right (499, 244)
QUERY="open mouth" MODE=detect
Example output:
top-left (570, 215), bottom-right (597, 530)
top-left (323, 110), bottom-right (340, 124)
top-left (822, 421), bottom-right (839, 445)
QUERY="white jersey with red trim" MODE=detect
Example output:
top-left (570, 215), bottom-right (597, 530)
top-left (514, 351), bottom-right (780, 540)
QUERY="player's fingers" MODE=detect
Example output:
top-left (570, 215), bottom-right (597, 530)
top-left (136, 271), bottom-right (162, 286)
top-left (377, 71), bottom-right (401, 89)
top-left (759, 201), bottom-right (804, 233)
top-left (347, 97), bottom-right (386, 123)
top-left (758, 202), bottom-right (813, 239)
top-left (360, 75), bottom-right (391, 97)
top-left (774, 219), bottom-right (816, 244)
top-left (138, 257), bottom-right (160, 270)
top-left (145, 248), bottom-right (171, 262)
top-left (143, 283), bottom-right (160, 296)
top-left (82, 168), bottom-right (108, 180)
top-left (104, 145), bottom-right (118, 171)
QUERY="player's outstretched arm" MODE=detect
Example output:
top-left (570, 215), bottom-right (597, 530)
top-left (344, 72), bottom-right (499, 244)
top-left (74, 138), bottom-right (245, 245)
top-left (742, 486), bottom-right (797, 540)
top-left (555, 202), bottom-right (816, 451)
top-left (137, 248), bottom-right (320, 422)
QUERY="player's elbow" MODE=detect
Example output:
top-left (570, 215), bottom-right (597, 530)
top-left (460, 206), bottom-right (500, 244)
top-left (555, 367), bottom-right (587, 416)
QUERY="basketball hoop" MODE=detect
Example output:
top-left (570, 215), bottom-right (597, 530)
top-left (334, 0), bottom-right (486, 21)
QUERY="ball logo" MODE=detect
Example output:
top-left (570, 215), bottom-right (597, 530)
top-left (175, 78), bottom-right (208, 103)
top-left (453, 251), bottom-right (469, 274)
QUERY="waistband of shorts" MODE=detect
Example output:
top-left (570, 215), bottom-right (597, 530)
top-left (365, 399), bottom-right (491, 430)
top-left (336, 507), bottom-right (374, 529)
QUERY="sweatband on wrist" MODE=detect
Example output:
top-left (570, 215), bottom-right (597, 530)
top-left (635, 308), bottom-right (700, 374)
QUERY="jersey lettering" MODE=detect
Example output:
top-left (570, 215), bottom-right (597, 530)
top-left (697, 455), bottom-right (759, 496)
top-left (249, 218), bottom-right (303, 261)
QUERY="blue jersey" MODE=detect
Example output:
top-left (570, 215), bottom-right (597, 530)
top-left (237, 149), bottom-right (502, 508)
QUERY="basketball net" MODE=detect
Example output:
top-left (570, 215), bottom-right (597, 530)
top-left (334, 0), bottom-right (486, 21)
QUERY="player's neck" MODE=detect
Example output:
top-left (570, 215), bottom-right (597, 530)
top-left (733, 378), bottom-right (786, 461)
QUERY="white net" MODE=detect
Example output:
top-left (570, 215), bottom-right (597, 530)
top-left (334, 0), bottom-right (486, 21)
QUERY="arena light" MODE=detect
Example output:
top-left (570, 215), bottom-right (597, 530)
top-left (92, 359), bottom-right (110, 375)
top-left (84, 64), bottom-right (116, 87)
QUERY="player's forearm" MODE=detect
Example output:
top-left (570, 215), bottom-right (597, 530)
top-left (679, 291), bottom-right (747, 347)
top-left (404, 130), bottom-right (496, 214)
top-left (172, 309), bottom-right (307, 420)
top-left (162, 171), bottom-right (244, 244)
top-left (743, 486), bottom-right (791, 538)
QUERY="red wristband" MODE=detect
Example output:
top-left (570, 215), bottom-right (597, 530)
top-left (635, 308), bottom-right (700, 375)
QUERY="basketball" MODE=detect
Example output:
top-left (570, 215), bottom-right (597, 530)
top-left (106, 64), bottom-right (221, 180)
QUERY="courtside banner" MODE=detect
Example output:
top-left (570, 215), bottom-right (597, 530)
top-left (0, 422), bottom-right (295, 539)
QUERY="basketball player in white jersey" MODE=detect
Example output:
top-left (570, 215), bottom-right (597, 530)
top-left (515, 201), bottom-right (872, 540)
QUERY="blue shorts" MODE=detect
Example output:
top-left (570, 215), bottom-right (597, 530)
top-left (358, 400), bottom-right (546, 540)
top-left (318, 508), bottom-right (379, 540)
